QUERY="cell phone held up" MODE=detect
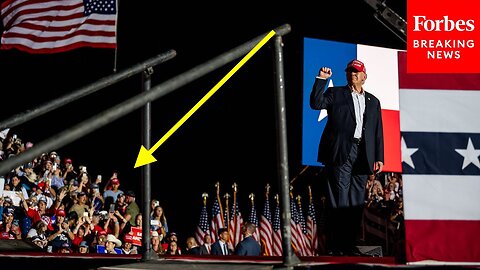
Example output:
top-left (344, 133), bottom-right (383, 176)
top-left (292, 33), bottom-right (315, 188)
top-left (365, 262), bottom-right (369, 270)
top-left (109, 204), bottom-right (115, 213)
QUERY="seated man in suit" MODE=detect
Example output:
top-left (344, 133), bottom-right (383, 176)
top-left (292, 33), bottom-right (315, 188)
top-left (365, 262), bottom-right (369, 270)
top-left (211, 228), bottom-right (231, 255)
top-left (234, 222), bottom-right (261, 256)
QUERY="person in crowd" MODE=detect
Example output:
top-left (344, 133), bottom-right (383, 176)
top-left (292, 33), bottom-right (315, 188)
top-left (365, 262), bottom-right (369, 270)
top-left (211, 228), bottom-right (231, 255)
top-left (78, 240), bottom-right (90, 254)
top-left (150, 230), bottom-right (163, 255)
top-left (62, 158), bottom-right (77, 183)
top-left (115, 193), bottom-right (127, 216)
top-left (77, 172), bottom-right (91, 194)
top-left (150, 205), bottom-right (168, 239)
top-left (71, 221), bottom-right (91, 250)
top-left (58, 242), bottom-right (73, 253)
top-left (0, 206), bottom-right (22, 239)
top-left (103, 211), bottom-right (120, 238)
top-left (103, 177), bottom-right (123, 203)
top-left (310, 60), bottom-right (384, 256)
top-left (69, 191), bottom-right (90, 219)
top-left (166, 239), bottom-right (181, 255)
top-left (234, 222), bottom-right (261, 256)
top-left (26, 220), bottom-right (49, 249)
top-left (184, 236), bottom-right (201, 255)
top-left (47, 209), bottom-right (74, 251)
top-left (91, 230), bottom-right (108, 251)
top-left (124, 190), bottom-right (139, 226)
top-left (104, 234), bottom-right (122, 254)
top-left (90, 183), bottom-right (104, 211)
top-left (199, 234), bottom-right (212, 255)
top-left (122, 234), bottom-right (138, 254)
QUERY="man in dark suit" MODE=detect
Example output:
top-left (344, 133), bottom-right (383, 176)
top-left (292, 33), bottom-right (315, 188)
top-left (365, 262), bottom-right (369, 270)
top-left (310, 59), bottom-right (384, 256)
top-left (184, 236), bottom-right (201, 255)
top-left (211, 228), bottom-right (231, 255)
top-left (198, 234), bottom-right (212, 255)
top-left (234, 222), bottom-right (261, 256)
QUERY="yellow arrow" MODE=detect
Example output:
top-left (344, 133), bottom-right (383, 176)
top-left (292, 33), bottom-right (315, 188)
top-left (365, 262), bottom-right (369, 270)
top-left (134, 30), bottom-right (276, 168)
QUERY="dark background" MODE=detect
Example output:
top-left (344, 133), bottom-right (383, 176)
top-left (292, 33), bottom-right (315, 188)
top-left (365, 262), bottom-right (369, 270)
top-left (0, 1), bottom-right (406, 242)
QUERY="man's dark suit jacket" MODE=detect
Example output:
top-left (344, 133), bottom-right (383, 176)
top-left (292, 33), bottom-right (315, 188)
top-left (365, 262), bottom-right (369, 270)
top-left (184, 246), bottom-right (201, 255)
top-left (234, 236), bottom-right (261, 256)
top-left (211, 241), bottom-right (231, 255)
top-left (310, 78), bottom-right (384, 174)
top-left (199, 244), bottom-right (210, 255)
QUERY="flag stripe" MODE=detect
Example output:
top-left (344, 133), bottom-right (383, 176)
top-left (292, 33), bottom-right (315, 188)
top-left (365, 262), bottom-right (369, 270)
top-left (382, 109), bottom-right (402, 172)
top-left (405, 220), bottom-right (480, 263)
top-left (400, 90), bottom-right (480, 133)
top-left (403, 175), bottom-right (480, 220)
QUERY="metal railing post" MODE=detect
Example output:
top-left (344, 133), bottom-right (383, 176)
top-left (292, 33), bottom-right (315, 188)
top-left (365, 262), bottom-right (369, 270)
top-left (273, 34), bottom-right (299, 268)
top-left (141, 67), bottom-right (158, 260)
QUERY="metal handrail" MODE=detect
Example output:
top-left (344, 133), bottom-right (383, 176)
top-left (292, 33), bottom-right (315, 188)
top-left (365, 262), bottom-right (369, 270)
top-left (0, 24), bottom-right (291, 176)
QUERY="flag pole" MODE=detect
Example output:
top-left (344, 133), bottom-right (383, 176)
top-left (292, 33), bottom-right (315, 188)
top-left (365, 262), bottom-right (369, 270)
top-left (113, 0), bottom-right (119, 72)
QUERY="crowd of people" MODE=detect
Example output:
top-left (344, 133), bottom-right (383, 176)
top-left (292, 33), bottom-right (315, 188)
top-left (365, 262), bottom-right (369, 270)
top-left (365, 172), bottom-right (404, 230)
top-left (0, 130), bottom-right (263, 256)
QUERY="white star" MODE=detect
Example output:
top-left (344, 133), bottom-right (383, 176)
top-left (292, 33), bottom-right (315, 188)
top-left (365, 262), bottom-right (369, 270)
top-left (401, 136), bottom-right (418, 169)
top-left (455, 137), bottom-right (480, 170)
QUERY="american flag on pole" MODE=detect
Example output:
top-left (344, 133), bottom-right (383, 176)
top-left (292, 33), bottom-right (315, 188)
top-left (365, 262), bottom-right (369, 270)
top-left (229, 184), bottom-right (243, 248)
top-left (195, 193), bottom-right (210, 245)
top-left (306, 187), bottom-right (318, 256)
top-left (290, 193), bottom-right (306, 256)
top-left (296, 195), bottom-right (312, 256)
top-left (210, 193), bottom-right (224, 242)
top-left (272, 195), bottom-right (282, 256)
top-left (259, 187), bottom-right (273, 256)
top-left (229, 198), bottom-right (243, 248)
top-left (398, 51), bottom-right (480, 263)
top-left (247, 193), bottom-right (260, 243)
top-left (0, 0), bottom-right (117, 53)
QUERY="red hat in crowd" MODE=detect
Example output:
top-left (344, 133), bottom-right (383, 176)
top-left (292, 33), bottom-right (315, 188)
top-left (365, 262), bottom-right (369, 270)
top-left (56, 209), bottom-right (66, 217)
top-left (111, 178), bottom-right (120, 185)
top-left (124, 234), bottom-right (134, 243)
top-left (345, 59), bottom-right (366, 73)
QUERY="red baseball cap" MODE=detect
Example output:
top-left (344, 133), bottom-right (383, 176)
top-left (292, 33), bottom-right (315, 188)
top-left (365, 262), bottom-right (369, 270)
top-left (56, 209), bottom-right (66, 217)
top-left (111, 178), bottom-right (120, 185)
top-left (345, 59), bottom-right (366, 73)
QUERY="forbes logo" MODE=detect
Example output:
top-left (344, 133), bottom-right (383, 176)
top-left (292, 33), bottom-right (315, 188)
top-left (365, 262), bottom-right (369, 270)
top-left (413, 16), bottom-right (475, 31)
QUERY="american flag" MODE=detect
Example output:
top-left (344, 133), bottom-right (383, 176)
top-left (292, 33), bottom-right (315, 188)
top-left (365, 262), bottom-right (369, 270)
top-left (290, 194), bottom-right (306, 256)
top-left (306, 195), bottom-right (318, 256)
top-left (0, 0), bottom-right (117, 53)
top-left (259, 195), bottom-right (273, 256)
top-left (229, 196), bottom-right (243, 248)
top-left (272, 196), bottom-right (282, 256)
top-left (296, 196), bottom-right (312, 256)
top-left (247, 195), bottom-right (260, 242)
top-left (210, 195), bottom-right (224, 242)
top-left (195, 204), bottom-right (210, 245)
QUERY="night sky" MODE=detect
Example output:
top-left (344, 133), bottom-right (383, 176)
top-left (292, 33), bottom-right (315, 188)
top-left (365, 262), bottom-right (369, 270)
top-left (0, 1), bottom-right (406, 242)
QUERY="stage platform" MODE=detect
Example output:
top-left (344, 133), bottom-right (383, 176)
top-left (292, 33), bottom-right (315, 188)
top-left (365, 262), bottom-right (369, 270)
top-left (0, 252), bottom-right (476, 270)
